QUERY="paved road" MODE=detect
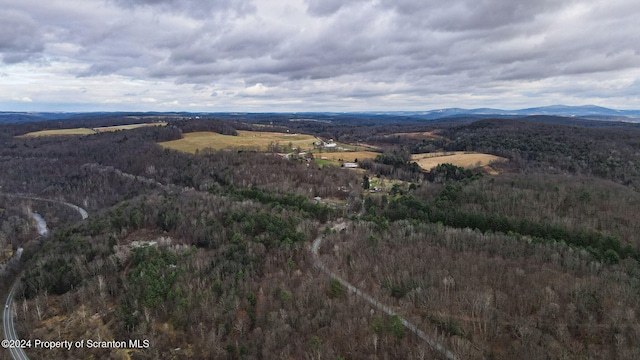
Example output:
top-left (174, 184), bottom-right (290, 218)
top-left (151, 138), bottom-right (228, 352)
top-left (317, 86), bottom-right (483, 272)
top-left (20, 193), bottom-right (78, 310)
top-left (3, 283), bottom-right (28, 360)
top-left (0, 194), bottom-right (88, 221)
top-left (1, 196), bottom-right (89, 360)
top-left (312, 222), bottom-right (460, 360)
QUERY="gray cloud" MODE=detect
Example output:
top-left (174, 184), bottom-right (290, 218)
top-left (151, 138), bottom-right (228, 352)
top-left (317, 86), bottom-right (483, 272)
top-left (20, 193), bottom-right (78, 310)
top-left (0, 10), bottom-right (44, 63)
top-left (305, 0), bottom-right (370, 16)
top-left (2, 0), bottom-right (640, 110)
top-left (111, 0), bottom-right (256, 18)
top-left (382, 0), bottom-right (565, 31)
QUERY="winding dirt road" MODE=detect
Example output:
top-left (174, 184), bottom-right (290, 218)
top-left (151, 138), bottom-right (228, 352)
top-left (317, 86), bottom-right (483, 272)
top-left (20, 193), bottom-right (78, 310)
top-left (311, 222), bottom-right (460, 360)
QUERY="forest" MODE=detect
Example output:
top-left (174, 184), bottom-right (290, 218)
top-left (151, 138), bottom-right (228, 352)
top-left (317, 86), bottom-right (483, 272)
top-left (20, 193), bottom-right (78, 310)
top-left (2, 112), bottom-right (640, 359)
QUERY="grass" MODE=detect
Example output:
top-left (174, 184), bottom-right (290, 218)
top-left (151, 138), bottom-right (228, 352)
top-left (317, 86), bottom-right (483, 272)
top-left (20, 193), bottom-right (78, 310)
top-left (94, 122), bottom-right (167, 132)
top-left (18, 122), bottom-right (167, 137)
top-left (158, 131), bottom-right (319, 153)
top-left (314, 159), bottom-right (340, 167)
top-left (18, 128), bottom-right (97, 137)
top-left (315, 151), bottom-right (380, 162)
top-left (411, 152), bottom-right (507, 172)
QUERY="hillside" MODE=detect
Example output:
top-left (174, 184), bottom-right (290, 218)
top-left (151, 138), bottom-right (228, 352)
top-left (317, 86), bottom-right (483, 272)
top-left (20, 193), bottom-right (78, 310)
top-left (2, 114), bottom-right (640, 359)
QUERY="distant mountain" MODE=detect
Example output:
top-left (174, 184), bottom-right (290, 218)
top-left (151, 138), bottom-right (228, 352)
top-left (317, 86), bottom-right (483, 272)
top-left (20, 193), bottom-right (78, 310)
top-left (2, 105), bottom-right (640, 125)
top-left (0, 111), bottom-right (186, 124)
top-left (380, 105), bottom-right (640, 121)
top-left (517, 105), bottom-right (640, 117)
top-left (0, 112), bottom-right (74, 124)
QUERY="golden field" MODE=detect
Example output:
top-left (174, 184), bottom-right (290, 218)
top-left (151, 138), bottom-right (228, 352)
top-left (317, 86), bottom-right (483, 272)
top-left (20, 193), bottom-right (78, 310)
top-left (18, 128), bottom-right (97, 137)
top-left (18, 122), bottom-right (167, 137)
top-left (411, 151), bottom-right (507, 171)
top-left (158, 131), bottom-right (319, 153)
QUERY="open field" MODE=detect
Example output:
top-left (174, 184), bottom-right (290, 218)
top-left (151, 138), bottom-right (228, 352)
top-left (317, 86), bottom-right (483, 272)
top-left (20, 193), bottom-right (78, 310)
top-left (313, 159), bottom-right (340, 167)
top-left (18, 128), bottom-right (97, 137)
top-left (316, 151), bottom-right (380, 163)
top-left (93, 122), bottom-right (167, 132)
top-left (18, 122), bottom-right (167, 137)
top-left (411, 151), bottom-right (507, 171)
top-left (158, 130), bottom-right (318, 153)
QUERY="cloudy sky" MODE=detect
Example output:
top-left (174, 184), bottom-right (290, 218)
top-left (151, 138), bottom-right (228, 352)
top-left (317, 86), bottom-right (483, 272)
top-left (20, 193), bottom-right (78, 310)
top-left (1, 0), bottom-right (639, 112)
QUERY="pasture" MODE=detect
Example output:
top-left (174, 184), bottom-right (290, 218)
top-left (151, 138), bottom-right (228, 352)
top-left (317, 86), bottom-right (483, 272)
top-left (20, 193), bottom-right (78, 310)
top-left (18, 122), bottom-right (167, 137)
top-left (316, 151), bottom-right (380, 163)
top-left (18, 128), bottom-right (96, 137)
top-left (411, 151), bottom-right (507, 172)
top-left (158, 131), bottom-right (318, 153)
top-left (93, 122), bottom-right (167, 132)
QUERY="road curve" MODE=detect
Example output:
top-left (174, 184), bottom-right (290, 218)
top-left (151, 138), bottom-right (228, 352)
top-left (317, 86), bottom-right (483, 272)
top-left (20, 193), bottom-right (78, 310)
top-left (2, 196), bottom-right (89, 360)
top-left (3, 283), bottom-right (28, 360)
top-left (0, 194), bottom-right (88, 221)
top-left (312, 223), bottom-right (460, 360)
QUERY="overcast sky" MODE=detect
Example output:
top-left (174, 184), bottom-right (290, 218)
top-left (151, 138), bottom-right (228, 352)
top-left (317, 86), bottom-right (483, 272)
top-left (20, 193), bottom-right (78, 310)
top-left (1, 0), bottom-right (639, 112)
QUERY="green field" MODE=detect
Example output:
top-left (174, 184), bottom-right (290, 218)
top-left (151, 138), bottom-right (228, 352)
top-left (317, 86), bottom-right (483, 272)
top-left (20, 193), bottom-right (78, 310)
top-left (316, 151), bottom-right (379, 162)
top-left (159, 131), bottom-right (319, 153)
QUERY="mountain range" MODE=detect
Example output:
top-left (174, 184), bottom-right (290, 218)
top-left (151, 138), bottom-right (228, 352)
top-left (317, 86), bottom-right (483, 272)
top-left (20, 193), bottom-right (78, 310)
top-left (368, 105), bottom-right (640, 120)
top-left (2, 105), bottom-right (640, 124)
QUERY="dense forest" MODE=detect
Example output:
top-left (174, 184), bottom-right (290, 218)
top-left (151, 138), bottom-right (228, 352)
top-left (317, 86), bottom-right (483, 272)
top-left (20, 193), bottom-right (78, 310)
top-left (2, 113), bottom-right (640, 359)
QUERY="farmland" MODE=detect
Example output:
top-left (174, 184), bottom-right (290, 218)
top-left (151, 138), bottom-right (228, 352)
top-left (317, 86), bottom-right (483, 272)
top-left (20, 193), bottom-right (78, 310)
top-left (316, 151), bottom-right (380, 163)
top-left (93, 122), bottom-right (167, 132)
top-left (18, 122), bottom-right (166, 137)
top-left (158, 130), bottom-right (319, 153)
top-left (18, 128), bottom-right (97, 137)
top-left (411, 151), bottom-right (506, 171)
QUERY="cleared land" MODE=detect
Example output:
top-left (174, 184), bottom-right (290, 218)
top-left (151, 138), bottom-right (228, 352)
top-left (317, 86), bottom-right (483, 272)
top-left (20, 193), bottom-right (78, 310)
top-left (412, 151), bottom-right (507, 172)
top-left (158, 131), bottom-right (318, 153)
top-left (18, 122), bottom-right (166, 137)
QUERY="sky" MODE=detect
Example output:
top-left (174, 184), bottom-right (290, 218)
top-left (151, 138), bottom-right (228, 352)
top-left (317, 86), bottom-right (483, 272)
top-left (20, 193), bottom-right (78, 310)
top-left (1, 0), bottom-right (640, 112)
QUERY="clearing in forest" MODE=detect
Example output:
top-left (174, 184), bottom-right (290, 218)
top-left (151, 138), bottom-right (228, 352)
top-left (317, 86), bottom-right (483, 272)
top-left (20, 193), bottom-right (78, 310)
top-left (387, 131), bottom-right (443, 140)
top-left (412, 152), bottom-right (507, 172)
top-left (18, 122), bottom-right (167, 137)
top-left (158, 131), bottom-right (318, 153)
